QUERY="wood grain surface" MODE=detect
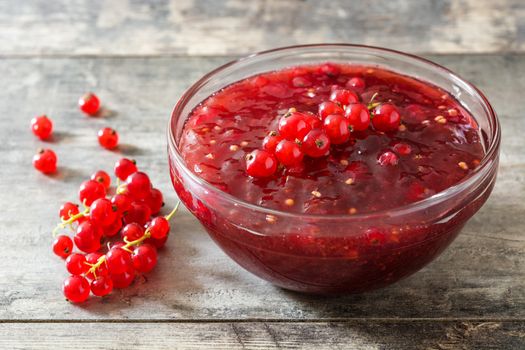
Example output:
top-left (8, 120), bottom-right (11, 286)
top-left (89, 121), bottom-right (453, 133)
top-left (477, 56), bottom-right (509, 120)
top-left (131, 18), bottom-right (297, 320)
top-left (0, 0), bottom-right (524, 56)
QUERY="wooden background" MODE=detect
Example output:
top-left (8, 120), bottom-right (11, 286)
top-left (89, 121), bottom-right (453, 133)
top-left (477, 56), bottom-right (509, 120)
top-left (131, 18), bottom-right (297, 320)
top-left (0, 1), bottom-right (524, 349)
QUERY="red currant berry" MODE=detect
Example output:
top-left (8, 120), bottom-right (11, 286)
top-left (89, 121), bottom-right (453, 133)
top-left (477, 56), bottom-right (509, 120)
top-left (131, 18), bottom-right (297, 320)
top-left (318, 63), bottom-right (340, 77)
top-left (30, 115), bottom-right (53, 140)
top-left (344, 103), bottom-right (370, 131)
top-left (78, 92), bottom-right (100, 116)
top-left (111, 193), bottom-right (133, 214)
top-left (132, 244), bottom-right (157, 273)
top-left (59, 202), bottom-right (80, 221)
top-left (291, 76), bottom-right (311, 88)
top-left (245, 149), bottom-right (277, 178)
top-left (145, 236), bottom-right (168, 249)
top-left (90, 170), bottom-right (111, 189)
top-left (123, 201), bottom-right (151, 226)
top-left (122, 223), bottom-right (144, 241)
top-left (148, 217), bottom-right (170, 240)
top-left (79, 180), bottom-right (106, 206)
top-left (275, 139), bottom-right (304, 167)
top-left (329, 89), bottom-right (359, 106)
top-left (114, 158), bottom-right (138, 181)
top-left (125, 172), bottom-right (151, 200)
top-left (104, 216), bottom-right (123, 237)
top-left (52, 235), bottom-right (73, 259)
top-left (143, 188), bottom-right (163, 215)
top-left (74, 221), bottom-right (102, 253)
top-left (262, 131), bottom-right (283, 153)
top-left (33, 149), bottom-right (57, 174)
top-left (346, 77), bottom-right (366, 90)
top-left (278, 111), bottom-right (312, 140)
top-left (110, 267), bottom-right (135, 289)
top-left (366, 229), bottom-right (387, 246)
top-left (372, 104), bottom-right (401, 132)
top-left (106, 247), bottom-right (133, 274)
top-left (90, 275), bottom-right (113, 297)
top-left (303, 113), bottom-right (322, 129)
top-left (85, 252), bottom-right (109, 280)
top-left (318, 101), bottom-right (344, 120)
top-left (377, 151), bottom-right (399, 166)
top-left (393, 143), bottom-right (412, 156)
top-left (301, 129), bottom-right (331, 158)
top-left (65, 253), bottom-right (89, 275)
top-left (63, 275), bottom-right (90, 303)
top-left (89, 198), bottom-right (117, 227)
top-left (97, 127), bottom-right (119, 150)
top-left (323, 114), bottom-right (351, 144)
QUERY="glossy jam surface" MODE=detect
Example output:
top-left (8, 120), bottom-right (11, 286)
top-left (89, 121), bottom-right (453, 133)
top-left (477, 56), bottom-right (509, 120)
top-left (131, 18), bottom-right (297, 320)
top-left (179, 64), bottom-right (484, 215)
top-left (171, 62), bottom-right (493, 294)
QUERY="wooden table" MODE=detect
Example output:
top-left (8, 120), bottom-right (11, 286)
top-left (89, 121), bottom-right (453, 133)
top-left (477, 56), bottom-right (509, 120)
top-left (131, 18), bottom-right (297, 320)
top-left (0, 1), bottom-right (523, 349)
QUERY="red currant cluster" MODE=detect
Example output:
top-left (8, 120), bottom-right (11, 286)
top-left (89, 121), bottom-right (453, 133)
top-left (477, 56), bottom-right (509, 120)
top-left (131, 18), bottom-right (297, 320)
top-left (245, 86), bottom-right (401, 177)
top-left (52, 158), bottom-right (178, 303)
top-left (31, 93), bottom-right (119, 174)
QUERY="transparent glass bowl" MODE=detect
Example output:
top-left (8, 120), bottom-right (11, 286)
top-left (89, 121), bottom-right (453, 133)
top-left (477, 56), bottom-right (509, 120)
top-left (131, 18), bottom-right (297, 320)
top-left (167, 44), bottom-right (500, 294)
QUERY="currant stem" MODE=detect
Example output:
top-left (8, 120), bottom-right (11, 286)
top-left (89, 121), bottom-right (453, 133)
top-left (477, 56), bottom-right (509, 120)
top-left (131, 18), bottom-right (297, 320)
top-left (52, 208), bottom-right (89, 236)
top-left (86, 255), bottom-right (106, 279)
top-left (165, 201), bottom-right (181, 221)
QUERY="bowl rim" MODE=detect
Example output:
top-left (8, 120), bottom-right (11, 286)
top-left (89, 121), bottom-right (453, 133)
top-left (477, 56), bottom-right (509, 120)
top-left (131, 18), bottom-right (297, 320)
top-left (168, 43), bottom-right (501, 220)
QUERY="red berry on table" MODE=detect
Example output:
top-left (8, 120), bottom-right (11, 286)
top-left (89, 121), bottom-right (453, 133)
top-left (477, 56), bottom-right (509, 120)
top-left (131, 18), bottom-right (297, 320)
top-left (32, 149), bottom-right (57, 174)
top-left (318, 101), bottom-right (344, 120)
top-left (143, 188), bottom-right (164, 215)
top-left (98, 127), bottom-right (119, 150)
top-left (63, 275), bottom-right (90, 303)
top-left (125, 172), bottom-right (152, 200)
top-left (59, 202), bottom-right (79, 221)
top-left (104, 217), bottom-right (123, 237)
top-left (90, 170), bottom-right (111, 189)
top-left (114, 158), bottom-right (138, 181)
top-left (278, 111), bottom-right (312, 140)
top-left (302, 113), bottom-right (322, 129)
top-left (132, 244), bottom-right (157, 273)
top-left (329, 89), bottom-right (359, 106)
top-left (275, 139), bottom-right (304, 167)
top-left (302, 129), bottom-right (331, 158)
top-left (323, 114), bottom-right (351, 144)
top-left (30, 115), bottom-right (53, 140)
top-left (262, 131), bottom-right (283, 154)
top-left (372, 104), bottom-right (401, 132)
top-left (74, 221), bottom-right (102, 253)
top-left (106, 247), bottom-right (133, 274)
top-left (110, 267), bottom-right (135, 289)
top-left (65, 253), bottom-right (89, 275)
top-left (377, 151), bottom-right (399, 166)
top-left (78, 92), bottom-right (100, 116)
top-left (344, 103), bottom-right (370, 131)
top-left (245, 149), bottom-right (277, 178)
top-left (85, 252), bottom-right (108, 280)
top-left (145, 235), bottom-right (168, 249)
top-left (123, 201), bottom-right (151, 226)
top-left (89, 198), bottom-right (117, 227)
top-left (111, 193), bottom-right (133, 214)
top-left (52, 235), bottom-right (73, 259)
top-left (90, 275), bottom-right (113, 297)
top-left (122, 223), bottom-right (145, 241)
top-left (346, 77), bottom-right (366, 90)
top-left (79, 179), bottom-right (106, 206)
top-left (149, 217), bottom-right (170, 240)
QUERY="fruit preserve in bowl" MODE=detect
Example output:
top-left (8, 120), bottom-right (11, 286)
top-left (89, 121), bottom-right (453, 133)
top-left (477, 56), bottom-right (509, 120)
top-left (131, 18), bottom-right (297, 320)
top-left (168, 44), bottom-right (500, 294)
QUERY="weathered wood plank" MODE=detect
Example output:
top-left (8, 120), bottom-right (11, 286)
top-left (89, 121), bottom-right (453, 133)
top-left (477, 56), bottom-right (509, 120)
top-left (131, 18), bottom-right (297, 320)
top-left (0, 54), bottom-right (523, 320)
top-left (0, 321), bottom-right (523, 349)
top-left (0, 0), bottom-right (524, 56)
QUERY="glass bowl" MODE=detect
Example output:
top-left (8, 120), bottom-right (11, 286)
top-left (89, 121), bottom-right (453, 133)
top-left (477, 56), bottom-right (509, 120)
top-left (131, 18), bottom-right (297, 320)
top-left (167, 44), bottom-right (500, 294)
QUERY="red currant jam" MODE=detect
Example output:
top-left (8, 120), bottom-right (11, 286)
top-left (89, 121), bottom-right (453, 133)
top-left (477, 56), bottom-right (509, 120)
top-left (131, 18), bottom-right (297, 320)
top-left (172, 63), bottom-right (490, 294)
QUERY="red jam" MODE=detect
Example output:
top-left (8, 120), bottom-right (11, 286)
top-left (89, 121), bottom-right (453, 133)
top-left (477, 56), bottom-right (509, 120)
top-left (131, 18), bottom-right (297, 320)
top-left (172, 63), bottom-right (489, 294)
